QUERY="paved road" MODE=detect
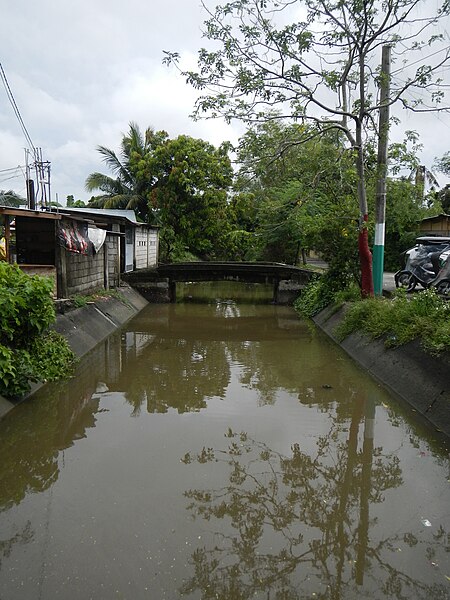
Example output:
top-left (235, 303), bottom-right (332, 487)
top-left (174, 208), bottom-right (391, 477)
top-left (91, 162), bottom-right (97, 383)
top-left (383, 272), bottom-right (396, 294)
top-left (305, 259), bottom-right (397, 295)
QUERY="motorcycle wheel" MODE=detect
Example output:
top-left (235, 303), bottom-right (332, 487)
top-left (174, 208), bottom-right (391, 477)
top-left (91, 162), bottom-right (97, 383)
top-left (435, 279), bottom-right (450, 299)
top-left (396, 271), bottom-right (417, 292)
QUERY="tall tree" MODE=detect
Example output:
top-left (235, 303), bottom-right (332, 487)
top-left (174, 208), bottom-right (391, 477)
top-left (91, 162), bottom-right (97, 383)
top-left (433, 152), bottom-right (450, 212)
top-left (85, 125), bottom-right (233, 259)
top-left (148, 135), bottom-right (233, 259)
top-left (164, 0), bottom-right (449, 296)
top-left (86, 122), bottom-right (168, 221)
top-left (235, 121), bottom-right (364, 280)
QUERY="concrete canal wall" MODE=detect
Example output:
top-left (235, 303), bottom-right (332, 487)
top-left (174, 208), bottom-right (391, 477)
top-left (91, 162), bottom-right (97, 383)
top-left (0, 285), bottom-right (148, 419)
top-left (313, 304), bottom-right (450, 439)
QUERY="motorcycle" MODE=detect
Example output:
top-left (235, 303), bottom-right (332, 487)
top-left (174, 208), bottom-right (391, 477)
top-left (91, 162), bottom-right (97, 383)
top-left (394, 237), bottom-right (450, 293)
top-left (430, 249), bottom-right (450, 298)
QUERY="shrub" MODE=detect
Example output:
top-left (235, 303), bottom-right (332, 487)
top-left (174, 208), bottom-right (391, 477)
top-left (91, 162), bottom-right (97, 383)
top-left (294, 271), bottom-right (358, 319)
top-left (0, 263), bottom-right (55, 346)
top-left (0, 263), bottom-right (76, 398)
top-left (335, 288), bottom-right (450, 354)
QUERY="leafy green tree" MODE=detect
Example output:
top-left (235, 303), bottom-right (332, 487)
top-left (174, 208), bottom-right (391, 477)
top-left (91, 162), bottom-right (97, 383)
top-left (86, 126), bottom-right (234, 259)
top-left (165, 0), bottom-right (449, 296)
top-left (66, 195), bottom-right (86, 208)
top-left (433, 151), bottom-right (450, 177)
top-left (235, 121), bottom-right (362, 281)
top-left (146, 135), bottom-right (233, 260)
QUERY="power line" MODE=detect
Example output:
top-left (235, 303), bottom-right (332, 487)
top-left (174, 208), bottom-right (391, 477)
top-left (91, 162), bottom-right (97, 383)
top-left (0, 165), bottom-right (25, 174)
top-left (0, 173), bottom-right (23, 184)
top-left (0, 62), bottom-right (36, 156)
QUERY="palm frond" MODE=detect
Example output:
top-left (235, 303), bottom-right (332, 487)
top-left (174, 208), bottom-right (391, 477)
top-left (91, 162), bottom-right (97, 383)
top-left (96, 146), bottom-right (128, 180)
top-left (103, 195), bottom-right (131, 209)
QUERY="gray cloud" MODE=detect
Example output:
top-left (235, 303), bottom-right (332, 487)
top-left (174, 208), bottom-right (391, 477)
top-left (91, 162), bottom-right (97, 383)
top-left (1, 0), bottom-right (449, 204)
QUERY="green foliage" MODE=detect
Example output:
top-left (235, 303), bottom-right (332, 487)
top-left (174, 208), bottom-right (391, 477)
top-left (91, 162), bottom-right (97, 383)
top-left (27, 331), bottom-right (76, 383)
top-left (433, 152), bottom-right (450, 177)
top-left (382, 178), bottom-right (427, 271)
top-left (0, 263), bottom-right (76, 398)
top-left (66, 195), bottom-right (86, 208)
top-left (165, 0), bottom-right (447, 293)
top-left (86, 124), bottom-right (234, 260)
top-left (0, 263), bottom-right (55, 346)
top-left (294, 272), bottom-right (358, 319)
top-left (294, 277), bottom-right (334, 319)
top-left (149, 135), bottom-right (233, 260)
top-left (336, 289), bottom-right (450, 354)
top-left (235, 121), bottom-right (362, 279)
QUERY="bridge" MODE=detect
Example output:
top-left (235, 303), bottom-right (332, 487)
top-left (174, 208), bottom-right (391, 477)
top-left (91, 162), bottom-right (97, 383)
top-left (122, 262), bottom-right (316, 304)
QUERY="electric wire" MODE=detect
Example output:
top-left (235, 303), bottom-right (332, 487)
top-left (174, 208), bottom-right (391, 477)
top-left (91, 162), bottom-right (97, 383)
top-left (0, 62), bottom-right (36, 156)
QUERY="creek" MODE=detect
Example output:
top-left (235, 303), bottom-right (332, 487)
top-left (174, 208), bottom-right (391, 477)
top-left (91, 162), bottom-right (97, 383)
top-left (0, 282), bottom-right (448, 600)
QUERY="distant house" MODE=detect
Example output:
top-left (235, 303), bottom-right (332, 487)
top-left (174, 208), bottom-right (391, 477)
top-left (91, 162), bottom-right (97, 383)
top-left (54, 208), bottom-right (159, 273)
top-left (0, 206), bottom-right (159, 299)
top-left (419, 214), bottom-right (450, 237)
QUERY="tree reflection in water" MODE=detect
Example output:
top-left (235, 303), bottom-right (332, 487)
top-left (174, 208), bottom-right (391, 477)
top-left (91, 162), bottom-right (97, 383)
top-left (118, 336), bottom-right (231, 416)
top-left (0, 522), bottom-right (33, 571)
top-left (179, 406), bottom-right (448, 600)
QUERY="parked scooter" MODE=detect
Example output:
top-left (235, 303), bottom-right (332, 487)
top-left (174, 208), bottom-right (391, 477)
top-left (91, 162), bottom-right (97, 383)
top-left (430, 248), bottom-right (450, 298)
top-left (395, 237), bottom-right (450, 293)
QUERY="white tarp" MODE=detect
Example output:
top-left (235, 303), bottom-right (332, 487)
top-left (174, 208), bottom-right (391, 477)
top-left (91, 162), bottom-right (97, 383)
top-left (88, 226), bottom-right (107, 253)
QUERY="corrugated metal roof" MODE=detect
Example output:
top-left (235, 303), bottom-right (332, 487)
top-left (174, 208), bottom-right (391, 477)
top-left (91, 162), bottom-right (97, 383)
top-left (57, 207), bottom-right (142, 225)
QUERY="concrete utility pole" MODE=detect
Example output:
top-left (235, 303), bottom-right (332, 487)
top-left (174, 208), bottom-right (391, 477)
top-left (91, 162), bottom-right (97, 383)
top-left (373, 45), bottom-right (391, 296)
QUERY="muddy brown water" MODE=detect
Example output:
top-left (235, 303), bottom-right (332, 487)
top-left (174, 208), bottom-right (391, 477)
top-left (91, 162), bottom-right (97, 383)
top-left (0, 283), bottom-right (449, 600)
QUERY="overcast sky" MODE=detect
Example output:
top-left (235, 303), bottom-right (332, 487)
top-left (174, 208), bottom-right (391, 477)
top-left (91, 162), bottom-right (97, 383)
top-left (1, 0), bottom-right (449, 205)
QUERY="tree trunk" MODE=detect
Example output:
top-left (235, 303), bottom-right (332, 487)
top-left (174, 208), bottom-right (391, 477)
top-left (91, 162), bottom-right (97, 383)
top-left (359, 216), bottom-right (374, 298)
top-left (355, 121), bottom-right (374, 298)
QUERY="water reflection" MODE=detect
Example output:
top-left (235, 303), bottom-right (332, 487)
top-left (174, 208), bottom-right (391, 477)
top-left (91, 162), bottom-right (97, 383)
top-left (115, 303), bottom-right (313, 414)
top-left (117, 331), bottom-right (230, 415)
top-left (0, 299), bottom-right (448, 600)
top-left (0, 340), bottom-right (113, 579)
top-left (180, 413), bottom-right (449, 599)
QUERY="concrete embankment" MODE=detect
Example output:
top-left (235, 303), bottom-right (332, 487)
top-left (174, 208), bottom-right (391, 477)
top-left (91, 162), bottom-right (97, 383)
top-left (0, 285), bottom-right (148, 419)
top-left (313, 304), bottom-right (450, 439)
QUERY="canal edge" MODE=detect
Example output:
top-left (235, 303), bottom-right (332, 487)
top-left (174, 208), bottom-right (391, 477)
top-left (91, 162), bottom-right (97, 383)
top-left (0, 284), bottom-right (148, 420)
top-left (313, 304), bottom-right (450, 440)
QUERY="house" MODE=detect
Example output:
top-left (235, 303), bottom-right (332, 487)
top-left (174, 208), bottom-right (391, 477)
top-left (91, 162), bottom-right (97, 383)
top-left (0, 206), bottom-right (159, 299)
top-left (419, 214), bottom-right (450, 237)
top-left (53, 208), bottom-right (159, 273)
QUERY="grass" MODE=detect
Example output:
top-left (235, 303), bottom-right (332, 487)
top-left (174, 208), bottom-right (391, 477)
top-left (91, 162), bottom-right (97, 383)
top-left (335, 288), bottom-right (450, 355)
top-left (69, 288), bottom-right (133, 310)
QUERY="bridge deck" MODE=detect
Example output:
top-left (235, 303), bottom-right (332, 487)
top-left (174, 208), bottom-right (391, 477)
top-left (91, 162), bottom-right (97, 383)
top-left (122, 262), bottom-right (315, 303)
top-left (154, 262), bottom-right (312, 282)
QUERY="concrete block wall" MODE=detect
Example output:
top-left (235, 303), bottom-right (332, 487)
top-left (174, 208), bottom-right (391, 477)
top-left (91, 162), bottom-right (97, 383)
top-left (65, 233), bottom-right (120, 296)
top-left (106, 235), bottom-right (120, 287)
top-left (66, 247), bottom-right (105, 295)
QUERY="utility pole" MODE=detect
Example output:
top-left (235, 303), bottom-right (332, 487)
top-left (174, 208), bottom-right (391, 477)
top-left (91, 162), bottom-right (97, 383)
top-left (25, 148), bottom-right (51, 209)
top-left (373, 45), bottom-right (391, 296)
